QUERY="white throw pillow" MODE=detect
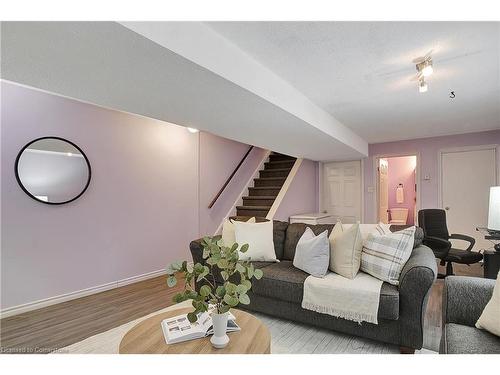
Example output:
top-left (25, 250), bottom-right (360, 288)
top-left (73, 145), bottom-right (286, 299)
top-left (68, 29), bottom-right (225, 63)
top-left (234, 220), bottom-right (277, 262)
top-left (360, 226), bottom-right (416, 285)
top-left (374, 222), bottom-right (392, 235)
top-left (342, 223), bottom-right (379, 241)
top-left (221, 217), bottom-right (255, 246)
top-left (476, 271), bottom-right (500, 337)
top-left (329, 222), bottom-right (363, 279)
top-left (293, 228), bottom-right (330, 277)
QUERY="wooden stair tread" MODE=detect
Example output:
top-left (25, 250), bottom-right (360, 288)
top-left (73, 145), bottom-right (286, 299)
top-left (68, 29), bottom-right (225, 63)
top-left (236, 205), bottom-right (272, 210)
top-left (255, 177), bottom-right (286, 180)
top-left (242, 196), bottom-right (277, 199)
top-left (261, 168), bottom-right (292, 172)
top-left (249, 186), bottom-right (282, 189)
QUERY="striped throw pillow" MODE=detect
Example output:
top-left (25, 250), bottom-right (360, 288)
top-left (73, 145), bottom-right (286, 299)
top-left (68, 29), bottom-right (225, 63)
top-left (360, 226), bottom-right (415, 285)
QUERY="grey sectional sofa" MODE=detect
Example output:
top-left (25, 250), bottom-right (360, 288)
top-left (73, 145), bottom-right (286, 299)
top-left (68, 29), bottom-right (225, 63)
top-left (440, 276), bottom-right (500, 354)
top-left (190, 218), bottom-right (437, 353)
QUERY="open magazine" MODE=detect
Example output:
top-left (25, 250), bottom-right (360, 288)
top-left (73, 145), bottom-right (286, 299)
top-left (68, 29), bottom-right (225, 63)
top-left (161, 307), bottom-right (240, 344)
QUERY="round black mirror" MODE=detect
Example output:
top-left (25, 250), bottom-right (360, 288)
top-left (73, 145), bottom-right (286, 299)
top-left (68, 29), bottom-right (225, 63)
top-left (15, 137), bottom-right (91, 205)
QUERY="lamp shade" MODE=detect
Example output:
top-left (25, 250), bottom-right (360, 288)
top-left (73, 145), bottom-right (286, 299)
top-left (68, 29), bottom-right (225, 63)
top-left (488, 186), bottom-right (500, 231)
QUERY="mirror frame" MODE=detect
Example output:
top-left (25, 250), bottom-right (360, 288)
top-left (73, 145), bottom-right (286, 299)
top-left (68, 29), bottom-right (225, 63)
top-left (14, 136), bottom-right (92, 205)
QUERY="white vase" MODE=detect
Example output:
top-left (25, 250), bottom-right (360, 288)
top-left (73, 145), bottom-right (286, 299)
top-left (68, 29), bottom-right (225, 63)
top-left (210, 311), bottom-right (229, 349)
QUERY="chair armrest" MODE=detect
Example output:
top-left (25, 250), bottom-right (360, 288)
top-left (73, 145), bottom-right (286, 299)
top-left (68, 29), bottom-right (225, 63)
top-left (398, 245), bottom-right (437, 349)
top-left (449, 234), bottom-right (475, 251)
top-left (422, 236), bottom-right (451, 259)
top-left (442, 276), bottom-right (494, 327)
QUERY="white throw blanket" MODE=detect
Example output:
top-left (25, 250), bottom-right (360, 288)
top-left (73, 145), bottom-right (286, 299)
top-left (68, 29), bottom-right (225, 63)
top-left (302, 271), bottom-right (383, 324)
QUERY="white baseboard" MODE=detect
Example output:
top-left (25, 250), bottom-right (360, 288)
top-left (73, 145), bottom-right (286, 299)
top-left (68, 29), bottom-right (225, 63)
top-left (0, 269), bottom-right (167, 318)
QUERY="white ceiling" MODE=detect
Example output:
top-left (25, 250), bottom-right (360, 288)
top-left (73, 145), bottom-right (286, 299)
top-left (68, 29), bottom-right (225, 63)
top-left (1, 22), bottom-right (366, 161)
top-left (206, 22), bottom-right (500, 143)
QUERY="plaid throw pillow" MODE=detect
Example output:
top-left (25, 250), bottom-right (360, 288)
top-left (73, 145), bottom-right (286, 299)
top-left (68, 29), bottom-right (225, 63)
top-left (360, 226), bottom-right (416, 285)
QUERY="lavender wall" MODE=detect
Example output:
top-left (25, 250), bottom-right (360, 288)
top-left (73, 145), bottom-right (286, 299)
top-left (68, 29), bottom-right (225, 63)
top-left (199, 132), bottom-right (267, 235)
top-left (274, 159), bottom-right (319, 221)
top-left (387, 156), bottom-right (416, 225)
top-left (364, 130), bottom-right (500, 223)
top-left (0, 82), bottom-right (265, 310)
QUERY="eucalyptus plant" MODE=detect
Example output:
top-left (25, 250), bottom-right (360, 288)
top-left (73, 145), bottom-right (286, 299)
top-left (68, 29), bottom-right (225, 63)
top-left (166, 235), bottom-right (263, 323)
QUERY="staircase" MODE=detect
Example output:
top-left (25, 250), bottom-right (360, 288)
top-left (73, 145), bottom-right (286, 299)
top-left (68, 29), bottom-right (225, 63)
top-left (236, 152), bottom-right (296, 218)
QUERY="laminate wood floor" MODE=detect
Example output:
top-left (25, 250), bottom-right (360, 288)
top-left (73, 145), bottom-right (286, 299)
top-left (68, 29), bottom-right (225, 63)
top-left (0, 262), bottom-right (483, 354)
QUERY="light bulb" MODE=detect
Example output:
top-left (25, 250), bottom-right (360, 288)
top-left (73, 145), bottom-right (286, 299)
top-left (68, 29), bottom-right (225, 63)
top-left (422, 64), bottom-right (433, 77)
top-left (187, 127), bottom-right (199, 133)
top-left (419, 80), bottom-right (428, 93)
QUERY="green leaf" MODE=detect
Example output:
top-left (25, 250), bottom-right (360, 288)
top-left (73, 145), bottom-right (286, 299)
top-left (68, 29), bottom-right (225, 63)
top-left (241, 279), bottom-right (252, 290)
top-left (206, 257), bottom-right (216, 266)
top-left (223, 294), bottom-right (239, 307)
top-left (173, 292), bottom-right (187, 303)
top-left (200, 285), bottom-right (211, 297)
top-left (217, 259), bottom-right (229, 269)
top-left (216, 285), bottom-right (226, 297)
top-left (236, 284), bottom-right (248, 294)
top-left (235, 263), bottom-right (246, 273)
top-left (221, 271), bottom-right (229, 280)
top-left (202, 248), bottom-right (210, 259)
top-left (187, 312), bottom-right (198, 323)
top-left (219, 304), bottom-right (231, 314)
top-left (165, 261), bottom-right (181, 275)
top-left (238, 293), bottom-right (250, 305)
top-left (247, 265), bottom-right (254, 279)
top-left (240, 243), bottom-right (249, 253)
top-left (225, 282), bottom-right (237, 294)
top-left (167, 275), bottom-right (177, 287)
top-left (253, 268), bottom-right (264, 280)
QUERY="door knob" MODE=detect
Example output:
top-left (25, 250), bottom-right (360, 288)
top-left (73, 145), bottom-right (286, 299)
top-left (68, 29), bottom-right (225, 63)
top-left (445, 207), bottom-right (450, 210)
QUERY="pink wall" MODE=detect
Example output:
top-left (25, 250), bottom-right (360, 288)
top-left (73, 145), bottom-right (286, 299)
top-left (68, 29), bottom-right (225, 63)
top-left (274, 159), bottom-right (319, 221)
top-left (199, 132), bottom-right (267, 235)
top-left (364, 130), bottom-right (500, 223)
top-left (0, 82), bottom-right (266, 310)
top-left (387, 156), bottom-right (416, 225)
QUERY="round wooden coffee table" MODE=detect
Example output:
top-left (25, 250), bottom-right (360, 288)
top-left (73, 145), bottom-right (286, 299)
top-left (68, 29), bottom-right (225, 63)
top-left (119, 307), bottom-right (271, 354)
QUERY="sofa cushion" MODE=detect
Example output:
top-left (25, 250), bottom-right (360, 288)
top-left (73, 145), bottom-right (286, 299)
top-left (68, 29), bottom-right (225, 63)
top-left (230, 217), bottom-right (288, 259)
top-left (283, 223), bottom-right (335, 260)
top-left (390, 225), bottom-right (424, 248)
top-left (252, 261), bottom-right (308, 304)
top-left (251, 261), bottom-right (400, 320)
top-left (272, 220), bottom-right (289, 259)
top-left (442, 323), bottom-right (500, 354)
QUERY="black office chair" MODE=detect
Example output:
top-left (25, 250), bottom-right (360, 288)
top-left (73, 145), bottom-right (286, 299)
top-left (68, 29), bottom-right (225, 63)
top-left (418, 209), bottom-right (482, 277)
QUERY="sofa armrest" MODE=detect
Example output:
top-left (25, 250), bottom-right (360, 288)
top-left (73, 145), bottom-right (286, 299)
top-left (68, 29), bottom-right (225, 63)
top-left (398, 245), bottom-right (437, 349)
top-left (443, 276), bottom-right (495, 327)
top-left (189, 238), bottom-right (205, 265)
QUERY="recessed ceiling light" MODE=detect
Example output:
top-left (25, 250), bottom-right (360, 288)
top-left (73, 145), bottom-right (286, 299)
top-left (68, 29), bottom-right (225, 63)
top-left (187, 127), bottom-right (199, 133)
top-left (66, 152), bottom-right (73, 156)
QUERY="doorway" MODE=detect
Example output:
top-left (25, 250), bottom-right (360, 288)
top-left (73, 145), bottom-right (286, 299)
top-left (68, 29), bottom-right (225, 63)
top-left (439, 145), bottom-right (497, 251)
top-left (376, 155), bottom-right (418, 225)
top-left (322, 160), bottom-right (362, 223)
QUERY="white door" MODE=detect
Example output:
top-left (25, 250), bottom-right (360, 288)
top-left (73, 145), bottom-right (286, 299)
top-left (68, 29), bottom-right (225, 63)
top-left (322, 161), bottom-right (362, 223)
top-left (378, 158), bottom-right (389, 224)
top-left (441, 147), bottom-right (497, 251)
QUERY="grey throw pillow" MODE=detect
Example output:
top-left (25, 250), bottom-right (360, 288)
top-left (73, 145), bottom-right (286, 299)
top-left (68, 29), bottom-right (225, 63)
top-left (293, 228), bottom-right (330, 277)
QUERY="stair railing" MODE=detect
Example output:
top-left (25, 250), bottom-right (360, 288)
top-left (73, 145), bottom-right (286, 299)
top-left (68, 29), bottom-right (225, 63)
top-left (208, 146), bottom-right (254, 209)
